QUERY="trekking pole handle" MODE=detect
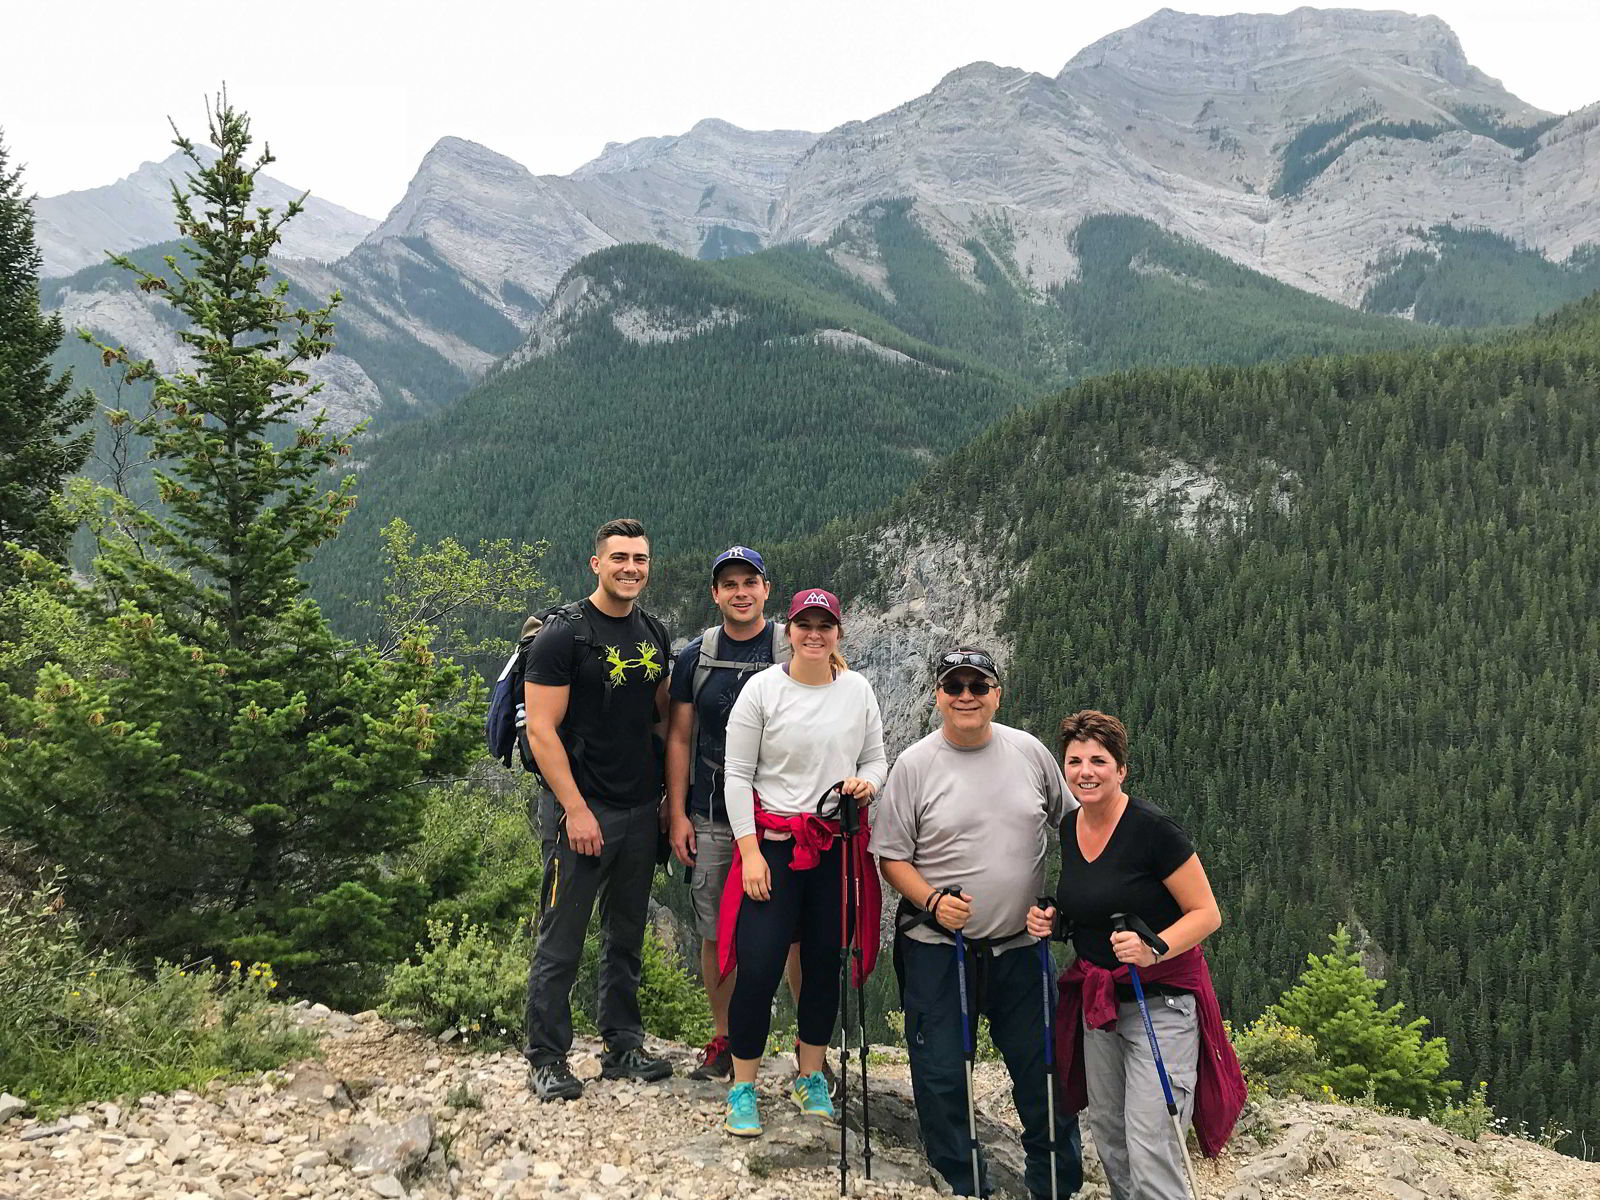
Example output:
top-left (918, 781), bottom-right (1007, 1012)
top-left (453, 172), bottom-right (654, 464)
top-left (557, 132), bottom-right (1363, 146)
top-left (1111, 912), bottom-right (1169, 957)
top-left (1035, 895), bottom-right (1066, 942)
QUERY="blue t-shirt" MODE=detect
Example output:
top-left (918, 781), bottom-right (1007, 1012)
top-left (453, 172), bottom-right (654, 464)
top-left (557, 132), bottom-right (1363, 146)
top-left (668, 620), bottom-right (782, 821)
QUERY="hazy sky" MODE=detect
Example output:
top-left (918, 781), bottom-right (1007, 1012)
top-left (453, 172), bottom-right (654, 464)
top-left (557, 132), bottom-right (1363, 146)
top-left (6, 1), bottom-right (1596, 220)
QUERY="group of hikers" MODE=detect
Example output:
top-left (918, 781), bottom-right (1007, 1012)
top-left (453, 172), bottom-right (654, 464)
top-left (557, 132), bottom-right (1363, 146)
top-left (502, 517), bottom-right (1247, 1200)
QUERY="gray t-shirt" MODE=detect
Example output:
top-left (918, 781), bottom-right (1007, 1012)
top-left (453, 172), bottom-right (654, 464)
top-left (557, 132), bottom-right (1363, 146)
top-left (871, 722), bottom-right (1076, 950)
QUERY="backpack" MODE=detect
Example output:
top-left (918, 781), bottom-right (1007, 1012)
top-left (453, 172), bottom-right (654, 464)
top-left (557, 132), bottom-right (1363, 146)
top-left (486, 601), bottom-right (670, 773)
top-left (689, 620), bottom-right (790, 787)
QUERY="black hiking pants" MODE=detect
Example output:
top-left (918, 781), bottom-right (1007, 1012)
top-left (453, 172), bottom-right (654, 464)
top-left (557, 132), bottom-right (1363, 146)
top-left (523, 791), bottom-right (658, 1066)
top-left (896, 935), bottom-right (1083, 1198)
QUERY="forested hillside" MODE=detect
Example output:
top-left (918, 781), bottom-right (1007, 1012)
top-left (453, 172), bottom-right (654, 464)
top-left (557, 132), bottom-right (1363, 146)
top-left (309, 205), bottom-right (1437, 622)
top-left (771, 294), bottom-right (1600, 1153)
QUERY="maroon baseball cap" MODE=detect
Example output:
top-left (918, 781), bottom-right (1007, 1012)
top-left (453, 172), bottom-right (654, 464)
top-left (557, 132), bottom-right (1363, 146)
top-left (787, 587), bottom-right (843, 623)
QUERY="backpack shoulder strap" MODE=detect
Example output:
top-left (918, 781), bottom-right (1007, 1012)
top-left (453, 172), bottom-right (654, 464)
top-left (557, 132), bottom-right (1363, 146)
top-left (691, 625), bottom-right (723, 703)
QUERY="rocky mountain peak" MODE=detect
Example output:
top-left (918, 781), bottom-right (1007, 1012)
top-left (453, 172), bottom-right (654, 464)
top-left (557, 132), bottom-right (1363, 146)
top-left (1063, 7), bottom-right (1505, 102)
top-left (32, 147), bottom-right (376, 277)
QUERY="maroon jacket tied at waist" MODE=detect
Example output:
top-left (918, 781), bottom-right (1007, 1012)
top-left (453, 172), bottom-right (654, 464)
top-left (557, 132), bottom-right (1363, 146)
top-left (717, 800), bottom-right (882, 986)
top-left (1054, 946), bottom-right (1246, 1158)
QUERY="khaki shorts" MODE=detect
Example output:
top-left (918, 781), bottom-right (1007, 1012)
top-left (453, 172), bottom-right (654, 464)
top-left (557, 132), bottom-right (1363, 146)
top-left (688, 813), bottom-right (735, 940)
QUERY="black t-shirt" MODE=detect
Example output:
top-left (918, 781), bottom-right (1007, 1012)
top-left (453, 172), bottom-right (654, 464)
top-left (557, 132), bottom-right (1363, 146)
top-left (1056, 795), bottom-right (1195, 970)
top-left (521, 601), bottom-right (669, 807)
top-left (667, 621), bottom-right (781, 822)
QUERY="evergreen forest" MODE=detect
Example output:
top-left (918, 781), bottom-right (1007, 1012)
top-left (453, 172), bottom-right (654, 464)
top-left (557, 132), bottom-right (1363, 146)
top-left (307, 205), bottom-right (1438, 620)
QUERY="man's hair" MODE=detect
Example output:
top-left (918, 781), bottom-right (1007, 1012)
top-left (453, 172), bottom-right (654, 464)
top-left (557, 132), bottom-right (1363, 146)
top-left (594, 518), bottom-right (648, 554)
top-left (1058, 709), bottom-right (1129, 768)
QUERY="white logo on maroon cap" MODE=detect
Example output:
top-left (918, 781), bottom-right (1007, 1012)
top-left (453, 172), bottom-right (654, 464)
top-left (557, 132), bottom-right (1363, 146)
top-left (803, 591), bottom-right (830, 605)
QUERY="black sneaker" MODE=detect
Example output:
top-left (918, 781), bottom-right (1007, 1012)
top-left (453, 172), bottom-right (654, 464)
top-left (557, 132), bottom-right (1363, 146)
top-left (601, 1044), bottom-right (673, 1082)
top-left (688, 1035), bottom-right (733, 1081)
top-left (529, 1060), bottom-right (584, 1102)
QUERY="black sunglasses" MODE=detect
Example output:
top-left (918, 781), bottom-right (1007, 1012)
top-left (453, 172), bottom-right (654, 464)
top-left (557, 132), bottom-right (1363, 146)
top-left (940, 678), bottom-right (996, 697)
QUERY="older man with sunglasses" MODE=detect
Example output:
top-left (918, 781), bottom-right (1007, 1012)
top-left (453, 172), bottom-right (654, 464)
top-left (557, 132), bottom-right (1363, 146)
top-left (872, 647), bottom-right (1082, 1199)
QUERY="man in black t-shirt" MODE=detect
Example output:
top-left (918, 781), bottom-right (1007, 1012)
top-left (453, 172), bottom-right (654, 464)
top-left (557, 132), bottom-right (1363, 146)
top-left (522, 518), bottom-right (673, 1101)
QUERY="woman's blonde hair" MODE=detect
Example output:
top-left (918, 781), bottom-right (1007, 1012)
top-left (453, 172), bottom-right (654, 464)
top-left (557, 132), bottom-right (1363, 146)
top-left (829, 649), bottom-right (849, 674)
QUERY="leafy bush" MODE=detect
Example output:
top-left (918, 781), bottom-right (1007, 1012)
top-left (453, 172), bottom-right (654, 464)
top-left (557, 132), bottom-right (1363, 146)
top-left (0, 873), bottom-right (313, 1115)
top-left (380, 917), bottom-right (528, 1047)
top-left (1229, 1013), bottom-right (1328, 1100)
top-left (1432, 1081), bottom-right (1500, 1141)
top-left (638, 928), bottom-right (713, 1045)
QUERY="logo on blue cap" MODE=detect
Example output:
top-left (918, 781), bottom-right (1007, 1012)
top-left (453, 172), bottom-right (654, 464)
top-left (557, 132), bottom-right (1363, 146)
top-left (712, 545), bottom-right (767, 578)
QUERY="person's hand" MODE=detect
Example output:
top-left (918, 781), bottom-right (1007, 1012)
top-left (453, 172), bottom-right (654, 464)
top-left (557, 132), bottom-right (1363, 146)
top-left (840, 777), bottom-right (876, 802)
top-left (669, 813), bottom-right (697, 868)
top-left (933, 890), bottom-right (973, 932)
top-left (1026, 904), bottom-right (1055, 940)
top-left (564, 803), bottom-right (604, 857)
top-left (1110, 929), bottom-right (1157, 968)
top-left (742, 850), bottom-right (771, 901)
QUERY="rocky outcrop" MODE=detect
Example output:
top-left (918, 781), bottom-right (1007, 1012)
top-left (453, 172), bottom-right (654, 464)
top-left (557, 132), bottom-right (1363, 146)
top-left (34, 148), bottom-right (375, 278)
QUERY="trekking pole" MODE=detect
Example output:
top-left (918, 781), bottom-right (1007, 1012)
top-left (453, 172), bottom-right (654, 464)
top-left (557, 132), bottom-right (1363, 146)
top-left (1036, 897), bottom-right (1060, 1200)
top-left (944, 885), bottom-right (983, 1196)
top-left (836, 782), bottom-right (872, 1179)
top-left (818, 783), bottom-right (858, 1195)
top-left (1111, 913), bottom-right (1202, 1200)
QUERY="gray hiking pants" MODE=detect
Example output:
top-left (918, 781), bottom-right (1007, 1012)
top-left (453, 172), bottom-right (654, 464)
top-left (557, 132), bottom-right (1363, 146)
top-left (1082, 991), bottom-right (1199, 1200)
top-left (523, 791), bottom-right (659, 1066)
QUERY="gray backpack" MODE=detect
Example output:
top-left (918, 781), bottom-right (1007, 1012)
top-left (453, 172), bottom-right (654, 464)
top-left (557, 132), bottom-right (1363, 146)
top-left (690, 620), bottom-right (791, 788)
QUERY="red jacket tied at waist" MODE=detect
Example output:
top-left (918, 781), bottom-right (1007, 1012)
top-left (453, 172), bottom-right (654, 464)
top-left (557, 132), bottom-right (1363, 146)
top-left (717, 801), bottom-right (882, 986)
top-left (1054, 946), bottom-right (1246, 1158)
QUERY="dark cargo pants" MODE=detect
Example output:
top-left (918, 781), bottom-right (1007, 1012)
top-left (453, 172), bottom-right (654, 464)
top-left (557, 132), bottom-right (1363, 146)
top-left (523, 791), bottom-right (659, 1066)
top-left (897, 935), bottom-right (1083, 1198)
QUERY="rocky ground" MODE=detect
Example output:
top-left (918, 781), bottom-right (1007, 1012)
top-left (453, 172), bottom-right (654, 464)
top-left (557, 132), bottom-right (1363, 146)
top-left (3, 1005), bottom-right (1596, 1200)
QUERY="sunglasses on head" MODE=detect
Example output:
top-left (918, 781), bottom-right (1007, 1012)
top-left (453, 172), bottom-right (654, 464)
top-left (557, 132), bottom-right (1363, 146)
top-left (940, 678), bottom-right (996, 697)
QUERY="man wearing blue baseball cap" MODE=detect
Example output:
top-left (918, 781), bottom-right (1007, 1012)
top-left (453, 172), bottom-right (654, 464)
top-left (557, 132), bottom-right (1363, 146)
top-left (665, 546), bottom-right (796, 1081)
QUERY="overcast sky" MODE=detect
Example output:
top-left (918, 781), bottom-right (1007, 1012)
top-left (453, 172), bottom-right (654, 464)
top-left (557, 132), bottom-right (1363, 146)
top-left (6, 1), bottom-right (1596, 220)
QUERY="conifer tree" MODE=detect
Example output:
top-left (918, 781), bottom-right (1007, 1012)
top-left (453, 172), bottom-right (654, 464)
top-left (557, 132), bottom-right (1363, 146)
top-left (1270, 925), bottom-right (1458, 1115)
top-left (0, 98), bottom-right (478, 1005)
top-left (0, 133), bottom-right (92, 570)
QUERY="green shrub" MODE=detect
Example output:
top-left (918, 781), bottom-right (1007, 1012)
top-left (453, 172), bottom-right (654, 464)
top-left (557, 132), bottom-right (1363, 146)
top-left (0, 873), bottom-right (313, 1116)
top-left (1229, 1013), bottom-right (1328, 1100)
top-left (638, 928), bottom-right (713, 1045)
top-left (1270, 926), bottom-right (1459, 1116)
top-left (380, 917), bottom-right (528, 1047)
top-left (1432, 1081), bottom-right (1502, 1141)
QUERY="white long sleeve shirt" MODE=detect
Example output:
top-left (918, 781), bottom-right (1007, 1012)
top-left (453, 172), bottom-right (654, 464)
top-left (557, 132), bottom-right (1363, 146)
top-left (722, 665), bottom-right (888, 839)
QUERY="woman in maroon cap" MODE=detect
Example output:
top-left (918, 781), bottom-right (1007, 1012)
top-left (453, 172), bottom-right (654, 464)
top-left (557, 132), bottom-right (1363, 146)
top-left (715, 587), bottom-right (888, 1137)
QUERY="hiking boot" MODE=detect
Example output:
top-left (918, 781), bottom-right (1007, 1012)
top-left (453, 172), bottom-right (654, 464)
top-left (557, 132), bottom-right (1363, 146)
top-left (688, 1034), bottom-right (732, 1081)
top-left (723, 1081), bottom-right (762, 1137)
top-left (791, 1069), bottom-right (835, 1120)
top-left (600, 1044), bottom-right (672, 1082)
top-left (529, 1060), bottom-right (584, 1102)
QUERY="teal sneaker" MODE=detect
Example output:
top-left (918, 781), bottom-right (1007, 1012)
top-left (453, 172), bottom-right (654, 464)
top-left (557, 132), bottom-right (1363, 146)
top-left (723, 1082), bottom-right (763, 1137)
top-left (791, 1069), bottom-right (835, 1119)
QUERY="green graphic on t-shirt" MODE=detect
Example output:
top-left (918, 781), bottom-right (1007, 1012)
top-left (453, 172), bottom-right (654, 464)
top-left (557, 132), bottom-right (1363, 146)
top-left (604, 642), bottom-right (663, 686)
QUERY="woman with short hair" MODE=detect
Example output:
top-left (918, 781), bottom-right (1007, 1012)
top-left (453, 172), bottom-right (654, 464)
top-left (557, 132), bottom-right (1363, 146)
top-left (1028, 709), bottom-right (1244, 1200)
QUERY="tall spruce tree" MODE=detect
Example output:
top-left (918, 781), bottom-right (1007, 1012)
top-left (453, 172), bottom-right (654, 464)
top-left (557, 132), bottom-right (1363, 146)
top-left (0, 100), bottom-right (477, 1005)
top-left (0, 133), bottom-right (92, 569)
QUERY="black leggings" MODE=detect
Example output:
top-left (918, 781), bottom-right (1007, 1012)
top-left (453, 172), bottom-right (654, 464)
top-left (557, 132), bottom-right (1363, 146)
top-left (728, 837), bottom-right (843, 1061)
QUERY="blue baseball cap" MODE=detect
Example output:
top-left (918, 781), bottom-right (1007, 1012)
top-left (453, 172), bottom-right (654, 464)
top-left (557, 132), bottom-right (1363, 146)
top-left (711, 545), bottom-right (767, 580)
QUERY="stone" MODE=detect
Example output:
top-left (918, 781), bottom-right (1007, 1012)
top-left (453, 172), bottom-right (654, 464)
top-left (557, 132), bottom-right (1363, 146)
top-left (1382, 1183), bottom-right (1430, 1200)
top-left (0, 1093), bottom-right (27, 1123)
top-left (598, 1163), bottom-right (628, 1187)
top-left (293, 1150), bottom-right (330, 1171)
top-left (333, 1113), bottom-right (435, 1180)
top-left (369, 1175), bottom-right (405, 1199)
top-left (279, 1063), bottom-right (355, 1110)
top-left (21, 1122), bottom-right (72, 1141)
top-left (124, 1143), bottom-right (149, 1166)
